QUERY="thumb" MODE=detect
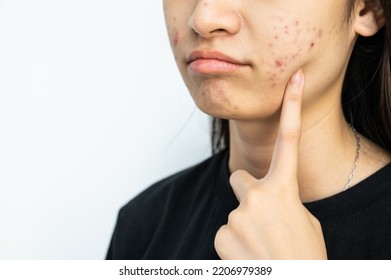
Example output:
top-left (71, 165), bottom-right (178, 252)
top-left (229, 170), bottom-right (258, 203)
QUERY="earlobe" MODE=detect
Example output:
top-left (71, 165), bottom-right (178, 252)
top-left (353, 0), bottom-right (386, 37)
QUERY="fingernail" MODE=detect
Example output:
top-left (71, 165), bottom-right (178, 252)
top-left (290, 69), bottom-right (303, 86)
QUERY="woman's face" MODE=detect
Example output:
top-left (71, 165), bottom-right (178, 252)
top-left (163, 0), bottom-right (356, 120)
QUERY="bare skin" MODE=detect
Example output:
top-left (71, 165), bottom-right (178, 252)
top-left (215, 69), bottom-right (328, 259)
top-left (163, 0), bottom-right (390, 259)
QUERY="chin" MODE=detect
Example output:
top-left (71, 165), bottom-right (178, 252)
top-left (194, 97), bottom-right (282, 122)
top-left (189, 83), bottom-right (284, 121)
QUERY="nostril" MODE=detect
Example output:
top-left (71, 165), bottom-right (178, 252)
top-left (210, 28), bottom-right (227, 34)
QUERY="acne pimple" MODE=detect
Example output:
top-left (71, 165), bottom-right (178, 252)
top-left (173, 30), bottom-right (179, 47)
top-left (268, 19), bottom-right (317, 79)
top-left (275, 59), bottom-right (283, 68)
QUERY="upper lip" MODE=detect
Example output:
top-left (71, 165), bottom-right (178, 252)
top-left (186, 50), bottom-right (249, 65)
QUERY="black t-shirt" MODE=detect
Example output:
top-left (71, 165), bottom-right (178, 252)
top-left (106, 149), bottom-right (391, 260)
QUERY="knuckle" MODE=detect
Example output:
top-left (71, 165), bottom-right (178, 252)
top-left (232, 169), bottom-right (248, 177)
top-left (214, 225), bottom-right (231, 249)
top-left (285, 89), bottom-right (302, 103)
top-left (286, 92), bottom-right (301, 103)
top-left (230, 169), bottom-right (249, 184)
top-left (280, 128), bottom-right (301, 142)
top-left (227, 210), bottom-right (243, 228)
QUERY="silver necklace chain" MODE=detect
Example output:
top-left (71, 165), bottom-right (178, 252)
top-left (343, 126), bottom-right (361, 191)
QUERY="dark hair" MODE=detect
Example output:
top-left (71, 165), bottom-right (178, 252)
top-left (212, 0), bottom-right (391, 154)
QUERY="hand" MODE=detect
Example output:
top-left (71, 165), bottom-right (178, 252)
top-left (214, 69), bottom-right (327, 259)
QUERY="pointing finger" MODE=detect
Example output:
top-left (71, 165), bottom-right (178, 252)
top-left (267, 69), bottom-right (304, 181)
top-left (230, 169), bottom-right (258, 203)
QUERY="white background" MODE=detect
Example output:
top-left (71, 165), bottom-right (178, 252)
top-left (0, 0), bottom-right (211, 259)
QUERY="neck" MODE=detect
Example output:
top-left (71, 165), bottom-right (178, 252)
top-left (228, 97), bottom-right (358, 203)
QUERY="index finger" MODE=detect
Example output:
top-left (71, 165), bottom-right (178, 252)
top-left (267, 69), bottom-right (304, 180)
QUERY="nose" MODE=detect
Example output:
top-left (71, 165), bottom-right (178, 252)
top-left (188, 0), bottom-right (242, 39)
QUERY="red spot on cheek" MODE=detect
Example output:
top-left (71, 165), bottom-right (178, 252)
top-left (284, 25), bottom-right (289, 35)
top-left (275, 59), bottom-right (283, 68)
top-left (173, 31), bottom-right (179, 47)
top-left (310, 42), bottom-right (315, 48)
top-left (318, 30), bottom-right (323, 38)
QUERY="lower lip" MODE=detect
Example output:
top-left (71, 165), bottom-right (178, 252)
top-left (188, 59), bottom-right (247, 74)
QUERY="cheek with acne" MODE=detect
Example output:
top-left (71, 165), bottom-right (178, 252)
top-left (265, 18), bottom-right (323, 87)
top-left (169, 17), bottom-right (180, 48)
top-left (173, 29), bottom-right (180, 47)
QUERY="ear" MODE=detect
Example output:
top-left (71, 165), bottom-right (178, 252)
top-left (353, 0), bottom-right (385, 37)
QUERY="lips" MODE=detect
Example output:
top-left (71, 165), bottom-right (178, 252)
top-left (187, 50), bottom-right (249, 74)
